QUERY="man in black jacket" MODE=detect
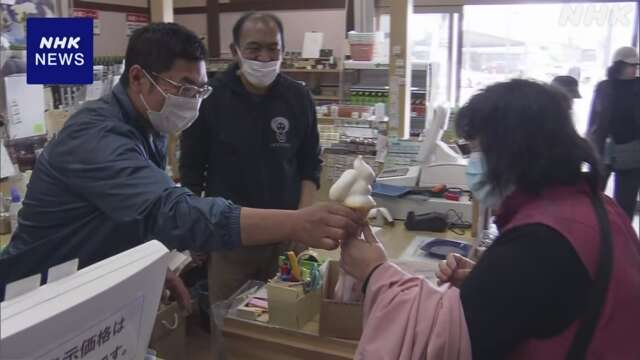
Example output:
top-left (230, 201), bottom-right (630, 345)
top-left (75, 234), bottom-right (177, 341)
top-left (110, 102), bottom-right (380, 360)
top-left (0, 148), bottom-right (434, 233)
top-left (180, 13), bottom-right (323, 301)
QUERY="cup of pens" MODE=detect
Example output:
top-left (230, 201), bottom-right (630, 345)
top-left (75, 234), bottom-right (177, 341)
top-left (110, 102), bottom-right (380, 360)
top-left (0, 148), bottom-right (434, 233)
top-left (277, 250), bottom-right (322, 293)
top-left (266, 251), bottom-right (323, 329)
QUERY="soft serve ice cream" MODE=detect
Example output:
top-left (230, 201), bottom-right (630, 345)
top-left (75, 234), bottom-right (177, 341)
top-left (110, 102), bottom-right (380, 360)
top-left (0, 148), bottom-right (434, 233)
top-left (329, 156), bottom-right (377, 302)
top-left (329, 155), bottom-right (376, 209)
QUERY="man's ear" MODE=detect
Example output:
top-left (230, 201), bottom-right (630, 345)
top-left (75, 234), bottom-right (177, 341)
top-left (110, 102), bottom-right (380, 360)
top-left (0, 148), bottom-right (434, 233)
top-left (230, 44), bottom-right (239, 58)
top-left (128, 65), bottom-right (145, 92)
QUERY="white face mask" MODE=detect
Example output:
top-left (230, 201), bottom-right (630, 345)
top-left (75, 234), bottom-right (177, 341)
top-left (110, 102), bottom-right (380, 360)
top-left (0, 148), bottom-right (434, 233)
top-left (236, 47), bottom-right (281, 88)
top-left (140, 71), bottom-right (202, 134)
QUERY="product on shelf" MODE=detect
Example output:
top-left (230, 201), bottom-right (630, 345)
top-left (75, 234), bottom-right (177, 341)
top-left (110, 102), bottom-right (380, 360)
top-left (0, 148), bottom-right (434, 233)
top-left (348, 88), bottom-right (389, 106)
top-left (280, 57), bottom-right (338, 70)
top-left (347, 32), bottom-right (377, 61)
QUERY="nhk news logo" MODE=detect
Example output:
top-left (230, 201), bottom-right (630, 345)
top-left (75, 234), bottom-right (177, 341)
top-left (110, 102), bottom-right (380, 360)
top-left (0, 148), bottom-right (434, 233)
top-left (27, 17), bottom-right (93, 84)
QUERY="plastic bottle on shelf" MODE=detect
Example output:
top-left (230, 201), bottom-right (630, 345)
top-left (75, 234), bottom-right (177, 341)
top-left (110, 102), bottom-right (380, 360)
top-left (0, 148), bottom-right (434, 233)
top-left (352, 90), bottom-right (360, 105)
top-left (9, 186), bottom-right (22, 232)
top-left (10, 170), bottom-right (31, 200)
top-left (374, 90), bottom-right (382, 106)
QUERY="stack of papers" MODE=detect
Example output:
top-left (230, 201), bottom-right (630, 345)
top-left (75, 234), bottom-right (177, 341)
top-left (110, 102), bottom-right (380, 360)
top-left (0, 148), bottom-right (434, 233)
top-left (0, 140), bottom-right (17, 179)
top-left (4, 74), bottom-right (46, 139)
top-left (302, 32), bottom-right (324, 58)
top-left (167, 250), bottom-right (192, 275)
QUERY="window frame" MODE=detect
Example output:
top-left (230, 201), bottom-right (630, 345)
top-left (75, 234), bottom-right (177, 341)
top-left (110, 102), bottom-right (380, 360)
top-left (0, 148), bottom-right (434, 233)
top-left (373, 2), bottom-right (639, 107)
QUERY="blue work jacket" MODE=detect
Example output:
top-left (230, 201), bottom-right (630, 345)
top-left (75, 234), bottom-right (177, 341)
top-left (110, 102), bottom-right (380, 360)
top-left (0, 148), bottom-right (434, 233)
top-left (0, 80), bottom-right (241, 299)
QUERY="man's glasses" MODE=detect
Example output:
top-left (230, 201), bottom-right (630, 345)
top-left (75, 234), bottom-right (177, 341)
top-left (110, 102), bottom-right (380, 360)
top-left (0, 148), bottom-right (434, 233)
top-left (151, 72), bottom-right (212, 99)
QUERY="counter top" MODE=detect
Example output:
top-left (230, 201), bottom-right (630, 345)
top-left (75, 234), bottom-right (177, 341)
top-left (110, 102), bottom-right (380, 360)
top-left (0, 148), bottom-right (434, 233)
top-left (220, 222), bottom-right (472, 360)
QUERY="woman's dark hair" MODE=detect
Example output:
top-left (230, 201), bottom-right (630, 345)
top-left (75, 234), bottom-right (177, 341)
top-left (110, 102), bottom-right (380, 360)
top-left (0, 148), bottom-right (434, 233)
top-left (456, 79), bottom-right (603, 195)
top-left (232, 12), bottom-right (285, 47)
top-left (122, 23), bottom-right (206, 88)
top-left (607, 60), bottom-right (629, 79)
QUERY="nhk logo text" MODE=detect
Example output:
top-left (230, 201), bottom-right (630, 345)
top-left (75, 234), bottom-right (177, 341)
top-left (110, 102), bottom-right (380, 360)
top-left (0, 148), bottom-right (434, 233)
top-left (27, 17), bottom-right (93, 84)
top-left (35, 37), bottom-right (85, 66)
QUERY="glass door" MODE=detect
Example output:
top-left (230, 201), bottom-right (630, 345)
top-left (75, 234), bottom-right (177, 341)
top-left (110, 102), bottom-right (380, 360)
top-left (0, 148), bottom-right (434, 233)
top-left (377, 7), bottom-right (462, 136)
top-left (460, 2), bottom-right (639, 135)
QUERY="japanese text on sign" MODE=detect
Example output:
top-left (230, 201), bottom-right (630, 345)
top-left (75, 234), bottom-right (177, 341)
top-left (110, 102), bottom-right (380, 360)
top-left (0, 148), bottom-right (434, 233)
top-left (36, 296), bottom-right (143, 360)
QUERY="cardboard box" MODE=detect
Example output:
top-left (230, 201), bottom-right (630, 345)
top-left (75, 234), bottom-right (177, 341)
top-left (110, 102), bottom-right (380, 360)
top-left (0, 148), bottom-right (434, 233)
top-left (44, 110), bottom-right (70, 139)
top-left (319, 261), bottom-right (363, 340)
top-left (266, 279), bottom-right (320, 330)
top-left (149, 302), bottom-right (186, 360)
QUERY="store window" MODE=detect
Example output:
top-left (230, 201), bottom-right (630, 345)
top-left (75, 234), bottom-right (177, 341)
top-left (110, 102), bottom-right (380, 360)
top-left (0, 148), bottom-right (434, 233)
top-left (378, 10), bottom-right (459, 104)
top-left (460, 3), bottom-right (638, 135)
top-left (379, 13), bottom-right (450, 63)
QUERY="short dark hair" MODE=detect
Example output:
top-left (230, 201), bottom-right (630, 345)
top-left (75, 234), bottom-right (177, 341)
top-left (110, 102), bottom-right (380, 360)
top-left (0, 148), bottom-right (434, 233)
top-left (607, 60), bottom-right (629, 79)
top-left (122, 23), bottom-right (206, 87)
top-left (232, 12), bottom-right (284, 47)
top-left (455, 79), bottom-right (603, 195)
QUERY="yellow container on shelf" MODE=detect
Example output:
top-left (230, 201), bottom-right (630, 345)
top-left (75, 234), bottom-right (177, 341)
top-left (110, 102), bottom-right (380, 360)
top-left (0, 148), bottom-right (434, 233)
top-left (266, 278), bottom-right (321, 330)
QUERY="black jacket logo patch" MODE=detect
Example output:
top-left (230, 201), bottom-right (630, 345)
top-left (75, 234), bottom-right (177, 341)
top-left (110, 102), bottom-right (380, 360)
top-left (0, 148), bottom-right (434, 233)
top-left (271, 117), bottom-right (290, 144)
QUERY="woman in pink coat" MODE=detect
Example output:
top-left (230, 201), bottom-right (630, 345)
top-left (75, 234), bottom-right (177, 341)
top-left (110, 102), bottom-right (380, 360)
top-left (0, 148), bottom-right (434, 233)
top-left (341, 79), bottom-right (640, 360)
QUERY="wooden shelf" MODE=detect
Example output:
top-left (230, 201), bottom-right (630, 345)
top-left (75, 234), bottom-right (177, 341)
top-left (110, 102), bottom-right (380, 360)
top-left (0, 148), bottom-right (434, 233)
top-left (343, 60), bottom-right (428, 70)
top-left (343, 60), bottom-right (389, 70)
top-left (313, 95), bottom-right (340, 101)
top-left (223, 316), bottom-right (357, 360)
top-left (207, 68), bottom-right (340, 75)
top-left (207, 67), bottom-right (340, 74)
top-left (281, 68), bottom-right (340, 73)
top-left (318, 116), bottom-right (388, 123)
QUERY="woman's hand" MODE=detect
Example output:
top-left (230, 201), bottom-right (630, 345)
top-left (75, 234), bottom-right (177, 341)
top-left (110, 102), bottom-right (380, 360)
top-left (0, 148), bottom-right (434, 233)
top-left (340, 226), bottom-right (388, 282)
top-left (165, 271), bottom-right (192, 314)
top-left (436, 253), bottom-right (476, 288)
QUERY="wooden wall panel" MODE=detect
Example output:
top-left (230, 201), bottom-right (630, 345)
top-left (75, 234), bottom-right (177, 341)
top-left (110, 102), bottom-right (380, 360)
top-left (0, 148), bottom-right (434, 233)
top-left (174, 6), bottom-right (206, 14)
top-left (73, 1), bottom-right (148, 13)
top-left (207, 0), bottom-right (221, 56)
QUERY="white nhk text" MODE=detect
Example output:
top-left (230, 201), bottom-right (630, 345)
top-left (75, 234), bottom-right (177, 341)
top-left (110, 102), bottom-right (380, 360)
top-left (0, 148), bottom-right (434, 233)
top-left (35, 37), bottom-right (85, 66)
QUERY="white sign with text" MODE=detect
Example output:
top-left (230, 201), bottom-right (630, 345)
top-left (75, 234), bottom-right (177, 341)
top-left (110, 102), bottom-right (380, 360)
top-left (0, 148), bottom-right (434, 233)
top-left (34, 296), bottom-right (144, 360)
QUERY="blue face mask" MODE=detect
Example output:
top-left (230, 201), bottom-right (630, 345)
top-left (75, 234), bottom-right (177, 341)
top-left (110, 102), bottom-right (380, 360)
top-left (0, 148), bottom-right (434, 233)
top-left (466, 152), bottom-right (507, 208)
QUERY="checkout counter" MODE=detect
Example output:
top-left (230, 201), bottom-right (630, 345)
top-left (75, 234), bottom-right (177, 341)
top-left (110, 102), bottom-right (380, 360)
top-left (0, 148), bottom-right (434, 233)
top-left (216, 104), bottom-right (479, 359)
top-left (218, 222), bottom-right (474, 360)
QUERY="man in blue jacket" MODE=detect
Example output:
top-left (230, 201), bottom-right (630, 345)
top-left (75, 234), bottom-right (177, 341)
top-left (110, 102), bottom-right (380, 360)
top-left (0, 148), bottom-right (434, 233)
top-left (180, 13), bottom-right (327, 301)
top-left (0, 23), bottom-right (361, 302)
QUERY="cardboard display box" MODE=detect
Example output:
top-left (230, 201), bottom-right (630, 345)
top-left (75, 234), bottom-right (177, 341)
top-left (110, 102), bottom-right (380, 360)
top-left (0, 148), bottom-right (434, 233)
top-left (266, 278), bottom-right (320, 330)
top-left (1, 241), bottom-right (168, 360)
top-left (319, 261), bottom-right (363, 340)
